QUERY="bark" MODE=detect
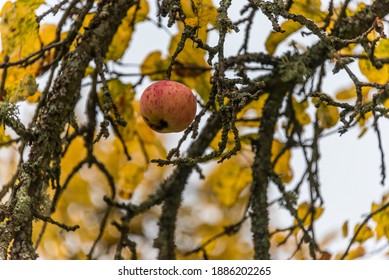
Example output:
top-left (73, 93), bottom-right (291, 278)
top-left (249, 0), bottom-right (389, 260)
top-left (0, 0), bottom-right (388, 260)
top-left (0, 0), bottom-right (136, 260)
top-left (153, 0), bottom-right (389, 260)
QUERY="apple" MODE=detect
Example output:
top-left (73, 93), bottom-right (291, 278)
top-left (140, 80), bottom-right (197, 133)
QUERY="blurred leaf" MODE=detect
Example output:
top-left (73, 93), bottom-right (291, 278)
top-left (358, 39), bottom-right (389, 84)
top-left (295, 202), bottom-right (324, 227)
top-left (319, 251), bottom-right (332, 260)
top-left (335, 86), bottom-right (356, 100)
top-left (338, 44), bottom-right (357, 56)
top-left (208, 157), bottom-right (251, 207)
top-left (238, 93), bottom-right (269, 124)
top-left (35, 23), bottom-right (58, 76)
top-left (209, 130), bottom-right (237, 152)
top-left (0, 126), bottom-right (12, 146)
top-left (106, 0), bottom-right (149, 60)
top-left (273, 233), bottom-right (288, 246)
top-left (354, 223), bottom-right (374, 243)
top-left (265, 20), bottom-right (302, 55)
top-left (26, 91), bottom-right (41, 103)
top-left (0, 22), bottom-right (58, 93)
top-left (335, 85), bottom-right (371, 103)
top-left (290, 0), bottom-right (325, 22)
top-left (357, 126), bottom-right (368, 139)
top-left (141, 51), bottom-right (170, 80)
top-left (117, 162), bottom-right (145, 200)
top-left (180, 0), bottom-right (218, 28)
top-left (292, 98), bottom-right (311, 126)
top-left (7, 73), bottom-right (39, 103)
top-left (337, 245), bottom-right (365, 260)
top-left (0, 0), bottom-right (44, 59)
top-left (61, 136), bottom-right (87, 181)
top-left (265, 0), bottom-right (325, 54)
top-left (371, 201), bottom-right (389, 240)
top-left (101, 79), bottom-right (136, 140)
top-left (68, 13), bottom-right (95, 51)
top-left (317, 103), bottom-right (339, 129)
top-left (272, 140), bottom-right (293, 183)
top-left (169, 24), bottom-right (211, 102)
top-left (342, 220), bottom-right (349, 238)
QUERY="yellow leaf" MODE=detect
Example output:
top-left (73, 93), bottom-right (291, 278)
top-left (354, 223), bottom-right (373, 243)
top-left (290, 0), bottom-right (325, 22)
top-left (358, 39), bottom-right (389, 84)
top-left (169, 28), bottom-right (207, 63)
top-left (342, 220), bottom-right (349, 238)
top-left (319, 251), bottom-right (332, 260)
top-left (26, 91), bottom-right (41, 103)
top-left (371, 202), bottom-right (389, 240)
top-left (117, 162), bottom-right (145, 200)
top-left (238, 93), bottom-right (269, 122)
top-left (100, 79), bottom-right (135, 140)
top-left (338, 44), bottom-right (357, 56)
top-left (180, 0), bottom-right (218, 28)
top-left (170, 32), bottom-right (212, 101)
top-left (106, 0), bottom-right (149, 60)
top-left (68, 13), bottom-right (94, 51)
top-left (190, 70), bottom-right (212, 103)
top-left (272, 140), bottom-right (293, 183)
top-left (335, 86), bottom-right (356, 100)
top-left (0, 0), bottom-right (44, 59)
top-left (7, 73), bottom-right (39, 103)
top-left (295, 202), bottom-right (324, 227)
top-left (357, 111), bottom-right (373, 128)
top-left (141, 51), bottom-right (170, 80)
top-left (35, 24), bottom-right (61, 75)
top-left (207, 157), bottom-right (251, 207)
top-left (84, 66), bottom-right (95, 77)
top-left (292, 98), bottom-right (311, 126)
top-left (39, 24), bottom-right (57, 46)
top-left (340, 245), bottom-right (365, 260)
top-left (317, 103), bottom-right (339, 129)
top-left (272, 232), bottom-right (288, 245)
top-left (0, 126), bottom-right (12, 146)
top-left (265, 20), bottom-right (302, 55)
top-left (209, 130), bottom-right (238, 152)
top-left (265, 0), bottom-right (326, 54)
top-left (61, 136), bottom-right (86, 181)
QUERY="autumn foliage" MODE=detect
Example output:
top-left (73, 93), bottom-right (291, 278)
top-left (0, 0), bottom-right (389, 260)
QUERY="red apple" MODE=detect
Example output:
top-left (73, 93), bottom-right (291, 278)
top-left (140, 80), bottom-right (197, 133)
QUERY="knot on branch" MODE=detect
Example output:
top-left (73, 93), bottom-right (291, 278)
top-left (279, 55), bottom-right (313, 83)
top-left (159, 0), bottom-right (184, 27)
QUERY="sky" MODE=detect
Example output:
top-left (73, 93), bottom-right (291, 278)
top-left (1, 0), bottom-right (389, 259)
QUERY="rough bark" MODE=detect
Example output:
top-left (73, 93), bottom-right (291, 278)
top-left (249, 0), bottom-right (389, 260)
top-left (153, 0), bottom-right (389, 260)
top-left (0, 0), bottom-right (136, 260)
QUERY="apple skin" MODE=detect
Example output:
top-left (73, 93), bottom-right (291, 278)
top-left (140, 80), bottom-right (197, 133)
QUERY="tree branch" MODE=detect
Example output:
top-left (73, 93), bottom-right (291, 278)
top-left (0, 0), bottom-right (136, 260)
